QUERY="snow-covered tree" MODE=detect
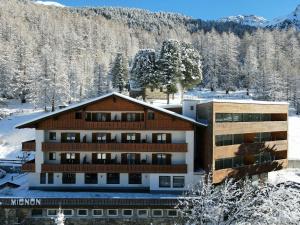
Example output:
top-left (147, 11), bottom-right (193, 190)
top-left (53, 207), bottom-right (65, 225)
top-left (110, 53), bottom-right (129, 93)
top-left (130, 49), bottom-right (157, 100)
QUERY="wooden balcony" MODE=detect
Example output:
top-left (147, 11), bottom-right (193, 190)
top-left (214, 140), bottom-right (288, 159)
top-left (22, 140), bottom-right (36, 151)
top-left (21, 160), bottom-right (35, 172)
top-left (41, 163), bottom-right (187, 173)
top-left (213, 159), bottom-right (288, 183)
top-left (214, 121), bottom-right (288, 135)
top-left (42, 142), bottom-right (187, 152)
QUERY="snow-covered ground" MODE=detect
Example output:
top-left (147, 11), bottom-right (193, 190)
top-left (34, 1), bottom-right (65, 7)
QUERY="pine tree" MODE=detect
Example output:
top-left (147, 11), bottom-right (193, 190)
top-left (110, 53), bottom-right (129, 93)
top-left (130, 49), bottom-right (157, 100)
top-left (156, 40), bottom-right (182, 104)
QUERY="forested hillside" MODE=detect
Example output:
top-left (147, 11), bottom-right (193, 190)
top-left (0, 0), bottom-right (299, 110)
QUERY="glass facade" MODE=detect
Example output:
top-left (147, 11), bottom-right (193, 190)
top-left (216, 113), bottom-right (273, 123)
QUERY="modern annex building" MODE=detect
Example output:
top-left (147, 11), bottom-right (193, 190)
top-left (0, 92), bottom-right (288, 224)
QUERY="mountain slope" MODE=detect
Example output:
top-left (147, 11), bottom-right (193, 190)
top-left (218, 15), bottom-right (268, 27)
top-left (268, 5), bottom-right (300, 30)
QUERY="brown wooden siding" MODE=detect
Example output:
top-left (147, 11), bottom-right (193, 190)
top-left (214, 140), bottom-right (288, 159)
top-left (42, 142), bottom-right (188, 152)
top-left (21, 140), bottom-right (36, 151)
top-left (41, 164), bottom-right (187, 173)
top-left (21, 162), bottom-right (35, 172)
top-left (212, 159), bottom-right (288, 183)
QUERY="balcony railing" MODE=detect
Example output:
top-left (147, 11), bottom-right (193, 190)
top-left (22, 140), bottom-right (36, 151)
top-left (214, 140), bottom-right (288, 159)
top-left (41, 163), bottom-right (187, 173)
top-left (42, 142), bottom-right (187, 152)
top-left (21, 160), bottom-right (35, 172)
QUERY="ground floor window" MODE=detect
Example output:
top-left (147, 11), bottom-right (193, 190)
top-left (137, 209), bottom-right (148, 217)
top-left (77, 209), bottom-right (88, 216)
top-left (47, 209), bottom-right (57, 216)
top-left (152, 209), bottom-right (163, 217)
top-left (168, 210), bottom-right (178, 217)
top-left (128, 173), bottom-right (142, 184)
top-left (63, 209), bottom-right (73, 216)
top-left (92, 209), bottom-right (103, 216)
top-left (122, 209), bottom-right (133, 217)
top-left (107, 173), bottom-right (120, 184)
top-left (107, 209), bottom-right (118, 216)
top-left (31, 209), bottom-right (43, 217)
top-left (62, 173), bottom-right (76, 184)
top-left (40, 173), bottom-right (46, 184)
top-left (85, 173), bottom-right (98, 184)
top-left (48, 173), bottom-right (54, 184)
top-left (173, 176), bottom-right (185, 188)
top-left (159, 176), bottom-right (171, 188)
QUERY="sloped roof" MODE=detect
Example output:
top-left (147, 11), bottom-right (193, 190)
top-left (16, 92), bottom-right (207, 128)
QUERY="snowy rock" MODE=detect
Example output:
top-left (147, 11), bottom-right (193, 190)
top-left (218, 15), bottom-right (268, 27)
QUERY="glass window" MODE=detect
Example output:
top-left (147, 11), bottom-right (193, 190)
top-left (47, 209), bottom-right (57, 216)
top-left (107, 173), bottom-right (120, 184)
top-left (40, 173), bottom-right (46, 184)
top-left (126, 133), bottom-right (136, 142)
top-left (129, 173), bottom-right (142, 184)
top-left (31, 209), bottom-right (43, 217)
top-left (127, 113), bottom-right (136, 122)
top-left (147, 111), bottom-right (155, 120)
top-left (261, 132), bottom-right (271, 142)
top-left (63, 209), bottom-right (73, 216)
top-left (95, 133), bottom-right (107, 143)
top-left (77, 209), bottom-right (88, 216)
top-left (233, 157), bottom-right (244, 168)
top-left (85, 173), bottom-right (98, 184)
top-left (152, 210), bottom-right (163, 217)
top-left (233, 134), bottom-right (244, 144)
top-left (261, 152), bottom-right (272, 163)
top-left (223, 158), bottom-right (233, 169)
top-left (215, 135), bottom-right (223, 146)
top-left (261, 114), bottom-right (271, 121)
top-left (127, 154), bottom-right (136, 164)
top-left (157, 134), bottom-right (167, 143)
top-left (48, 173), bottom-right (54, 184)
top-left (232, 113), bottom-right (243, 122)
top-left (168, 210), bottom-right (178, 217)
top-left (97, 153), bottom-right (106, 160)
top-left (215, 159), bottom-right (223, 170)
top-left (122, 209), bottom-right (133, 217)
top-left (49, 152), bottom-right (56, 160)
top-left (173, 176), bottom-right (185, 188)
top-left (137, 209), bottom-right (148, 217)
top-left (66, 153), bottom-right (76, 160)
top-left (223, 135), bottom-right (233, 146)
top-left (49, 132), bottom-right (56, 141)
top-left (107, 209), bottom-right (118, 216)
top-left (159, 176), bottom-right (171, 188)
top-left (222, 113), bottom-right (233, 122)
top-left (157, 154), bottom-right (167, 165)
top-left (190, 106), bottom-right (194, 110)
top-left (92, 209), bottom-right (103, 216)
top-left (62, 173), bottom-right (76, 184)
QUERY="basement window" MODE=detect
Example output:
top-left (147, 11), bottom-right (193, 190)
top-left (47, 209), bottom-right (57, 216)
top-left (92, 209), bottom-right (103, 217)
top-left (31, 209), bottom-right (43, 217)
top-left (63, 209), bottom-right (73, 216)
top-left (107, 209), bottom-right (118, 216)
top-left (77, 209), bottom-right (88, 216)
top-left (152, 209), bottom-right (163, 217)
top-left (137, 209), bottom-right (148, 217)
top-left (122, 209), bottom-right (133, 217)
top-left (168, 210), bottom-right (178, 217)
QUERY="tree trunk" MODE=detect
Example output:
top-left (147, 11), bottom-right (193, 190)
top-left (51, 96), bottom-right (55, 112)
top-left (226, 90), bottom-right (229, 94)
top-left (167, 93), bottom-right (170, 104)
top-left (247, 88), bottom-right (249, 96)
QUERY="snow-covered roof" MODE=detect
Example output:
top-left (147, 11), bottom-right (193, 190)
top-left (200, 99), bottom-right (289, 105)
top-left (16, 92), bottom-right (207, 128)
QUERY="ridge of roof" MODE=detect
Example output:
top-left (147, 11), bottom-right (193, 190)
top-left (16, 92), bottom-right (207, 128)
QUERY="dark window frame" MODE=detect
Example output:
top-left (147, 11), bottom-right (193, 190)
top-left (85, 173), bottom-right (98, 184)
top-left (62, 173), bottom-right (76, 184)
top-left (159, 176), bottom-right (171, 188)
top-left (128, 173), bottom-right (142, 184)
top-left (107, 173), bottom-right (120, 184)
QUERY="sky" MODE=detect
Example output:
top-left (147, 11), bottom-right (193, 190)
top-left (44, 0), bottom-right (299, 20)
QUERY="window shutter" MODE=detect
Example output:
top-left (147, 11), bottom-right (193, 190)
top-left (106, 153), bottom-right (111, 162)
top-left (152, 134), bottom-right (157, 143)
top-left (135, 113), bottom-right (140, 121)
top-left (166, 154), bottom-right (172, 165)
top-left (92, 153), bottom-right (97, 164)
top-left (92, 133), bottom-right (97, 143)
top-left (61, 153), bottom-right (66, 163)
top-left (107, 133), bottom-right (111, 142)
top-left (75, 153), bottom-right (80, 163)
top-left (166, 134), bottom-right (172, 143)
top-left (121, 113), bottom-right (127, 121)
top-left (75, 133), bottom-right (80, 143)
top-left (121, 153), bottom-right (127, 164)
top-left (136, 133), bottom-right (141, 143)
top-left (61, 133), bottom-right (67, 142)
top-left (152, 154), bottom-right (157, 164)
top-left (121, 133), bottom-right (126, 143)
top-left (107, 113), bottom-right (111, 121)
top-left (135, 154), bottom-right (141, 164)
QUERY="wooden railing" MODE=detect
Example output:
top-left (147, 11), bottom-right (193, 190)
top-left (42, 142), bottom-right (188, 152)
top-left (41, 163), bottom-right (187, 173)
top-left (21, 160), bottom-right (35, 172)
top-left (22, 140), bottom-right (36, 151)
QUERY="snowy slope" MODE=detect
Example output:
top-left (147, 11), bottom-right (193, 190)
top-left (34, 1), bottom-right (65, 7)
top-left (218, 15), bottom-right (268, 27)
top-left (268, 5), bottom-right (300, 30)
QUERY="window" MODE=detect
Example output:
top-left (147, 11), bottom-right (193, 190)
top-left (95, 133), bottom-right (107, 143)
top-left (232, 113), bottom-right (243, 122)
top-left (157, 153), bottom-right (167, 165)
top-left (255, 152), bottom-right (273, 164)
top-left (147, 111), bottom-right (155, 120)
top-left (49, 152), bottom-right (56, 160)
top-left (215, 157), bottom-right (244, 170)
top-left (49, 132), bottom-right (56, 141)
top-left (159, 176), bottom-right (171, 188)
top-left (173, 176), bottom-right (185, 188)
top-left (168, 210), bottom-right (178, 217)
top-left (129, 173), bottom-right (142, 184)
top-left (61, 133), bottom-right (80, 143)
top-left (97, 153), bottom-right (106, 160)
top-left (31, 209), bottom-right (43, 217)
top-left (233, 157), bottom-right (244, 168)
top-left (152, 209), bottom-right (163, 217)
top-left (107, 209), bottom-right (118, 216)
top-left (66, 153), bottom-right (76, 160)
top-left (127, 153), bottom-right (137, 164)
top-left (85, 112), bottom-right (110, 122)
top-left (77, 209), bottom-right (88, 216)
top-left (190, 106), bottom-right (194, 110)
top-left (157, 134), bottom-right (167, 143)
top-left (75, 112), bottom-right (82, 119)
top-left (62, 173), bottom-right (76, 184)
top-left (47, 209), bottom-right (57, 216)
top-left (216, 113), bottom-right (273, 123)
top-left (63, 209), bottom-right (73, 216)
top-left (126, 113), bottom-right (136, 122)
top-left (107, 173), bottom-right (120, 184)
top-left (216, 134), bottom-right (244, 146)
top-left (126, 133), bottom-right (136, 142)
top-left (122, 209), bottom-right (133, 217)
top-left (137, 209), bottom-right (148, 217)
top-left (40, 173), bottom-right (46, 184)
top-left (233, 134), bottom-right (244, 145)
top-left (48, 173), bottom-right (54, 184)
top-left (85, 173), bottom-right (98, 184)
top-left (92, 209), bottom-right (103, 216)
